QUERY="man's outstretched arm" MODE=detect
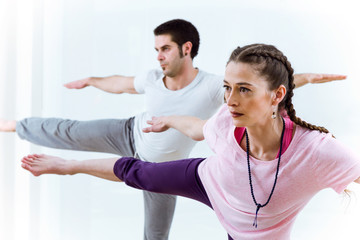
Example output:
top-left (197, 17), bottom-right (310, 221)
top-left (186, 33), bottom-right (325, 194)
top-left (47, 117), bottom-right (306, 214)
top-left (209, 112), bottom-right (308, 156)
top-left (65, 73), bottom-right (347, 93)
top-left (64, 75), bottom-right (138, 94)
top-left (293, 73), bottom-right (346, 88)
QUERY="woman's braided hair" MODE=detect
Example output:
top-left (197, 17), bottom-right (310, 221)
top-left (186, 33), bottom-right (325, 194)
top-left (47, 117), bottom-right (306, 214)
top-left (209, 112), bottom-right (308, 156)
top-left (227, 44), bottom-right (330, 134)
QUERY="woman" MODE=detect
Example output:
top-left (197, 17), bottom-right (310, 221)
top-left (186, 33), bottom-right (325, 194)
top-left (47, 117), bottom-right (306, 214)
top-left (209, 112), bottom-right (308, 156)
top-left (21, 44), bottom-right (360, 240)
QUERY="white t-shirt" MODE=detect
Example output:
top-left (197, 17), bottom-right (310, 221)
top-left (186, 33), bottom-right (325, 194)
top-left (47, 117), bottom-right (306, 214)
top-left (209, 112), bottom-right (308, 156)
top-left (133, 69), bottom-right (224, 162)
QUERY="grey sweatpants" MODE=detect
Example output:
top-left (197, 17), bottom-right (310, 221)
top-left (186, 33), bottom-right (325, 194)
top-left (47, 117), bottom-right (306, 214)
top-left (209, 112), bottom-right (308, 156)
top-left (17, 117), bottom-right (176, 240)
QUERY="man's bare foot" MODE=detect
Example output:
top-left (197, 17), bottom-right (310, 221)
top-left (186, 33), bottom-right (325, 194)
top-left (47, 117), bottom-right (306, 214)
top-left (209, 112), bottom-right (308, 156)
top-left (21, 154), bottom-right (71, 176)
top-left (0, 119), bottom-right (16, 132)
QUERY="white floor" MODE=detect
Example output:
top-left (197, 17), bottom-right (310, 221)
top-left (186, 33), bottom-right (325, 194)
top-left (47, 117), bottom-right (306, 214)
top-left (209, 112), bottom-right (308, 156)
top-left (24, 143), bottom-right (360, 240)
top-left (37, 177), bottom-right (359, 240)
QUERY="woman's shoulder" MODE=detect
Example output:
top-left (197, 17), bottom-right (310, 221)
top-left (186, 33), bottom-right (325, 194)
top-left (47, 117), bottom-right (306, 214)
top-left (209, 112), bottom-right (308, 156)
top-left (293, 123), bottom-right (332, 141)
top-left (292, 124), bottom-right (357, 163)
top-left (289, 124), bottom-right (334, 156)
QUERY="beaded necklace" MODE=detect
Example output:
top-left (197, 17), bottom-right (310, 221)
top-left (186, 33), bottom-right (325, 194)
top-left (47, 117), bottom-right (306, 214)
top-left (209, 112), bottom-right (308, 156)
top-left (245, 117), bottom-right (285, 228)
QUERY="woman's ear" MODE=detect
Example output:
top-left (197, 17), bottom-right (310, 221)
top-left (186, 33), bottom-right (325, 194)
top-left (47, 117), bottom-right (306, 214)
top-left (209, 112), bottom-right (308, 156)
top-left (272, 85), bottom-right (287, 106)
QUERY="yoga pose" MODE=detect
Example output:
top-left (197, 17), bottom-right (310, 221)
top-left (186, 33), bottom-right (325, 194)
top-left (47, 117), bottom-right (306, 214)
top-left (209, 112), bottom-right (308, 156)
top-left (0, 19), bottom-right (346, 239)
top-left (3, 19), bottom-right (224, 240)
top-left (19, 44), bottom-right (360, 240)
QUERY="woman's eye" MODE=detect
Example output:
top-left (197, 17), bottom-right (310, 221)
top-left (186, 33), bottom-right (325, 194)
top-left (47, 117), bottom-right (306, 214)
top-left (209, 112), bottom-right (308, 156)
top-left (239, 87), bottom-right (250, 93)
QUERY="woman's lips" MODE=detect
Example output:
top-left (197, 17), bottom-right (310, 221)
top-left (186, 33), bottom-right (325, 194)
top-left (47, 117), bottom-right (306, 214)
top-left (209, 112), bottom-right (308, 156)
top-left (230, 111), bottom-right (244, 118)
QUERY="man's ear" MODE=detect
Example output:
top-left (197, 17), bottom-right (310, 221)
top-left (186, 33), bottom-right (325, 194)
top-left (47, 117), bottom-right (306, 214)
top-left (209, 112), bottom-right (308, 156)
top-left (183, 41), bottom-right (192, 56)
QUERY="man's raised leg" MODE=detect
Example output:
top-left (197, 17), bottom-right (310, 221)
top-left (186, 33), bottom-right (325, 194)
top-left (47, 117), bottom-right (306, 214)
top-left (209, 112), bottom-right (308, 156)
top-left (0, 119), bottom-right (16, 132)
top-left (15, 117), bottom-right (136, 155)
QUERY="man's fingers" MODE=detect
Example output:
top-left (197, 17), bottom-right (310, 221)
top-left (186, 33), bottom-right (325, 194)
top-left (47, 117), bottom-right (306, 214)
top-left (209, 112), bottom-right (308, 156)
top-left (320, 74), bottom-right (347, 80)
top-left (311, 74), bottom-right (347, 84)
top-left (64, 78), bottom-right (89, 89)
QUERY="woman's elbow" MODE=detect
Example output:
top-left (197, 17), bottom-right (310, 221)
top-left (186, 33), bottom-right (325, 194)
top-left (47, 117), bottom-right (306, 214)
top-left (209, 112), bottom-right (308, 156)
top-left (354, 177), bottom-right (360, 184)
top-left (191, 134), bottom-right (204, 141)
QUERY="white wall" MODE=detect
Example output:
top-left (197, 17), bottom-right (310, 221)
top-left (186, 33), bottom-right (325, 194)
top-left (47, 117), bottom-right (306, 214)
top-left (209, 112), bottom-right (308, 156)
top-left (1, 0), bottom-right (359, 239)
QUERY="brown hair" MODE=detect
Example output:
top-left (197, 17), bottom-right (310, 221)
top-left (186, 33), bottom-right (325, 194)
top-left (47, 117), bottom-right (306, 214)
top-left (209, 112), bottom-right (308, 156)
top-left (227, 44), bottom-right (331, 134)
top-left (154, 19), bottom-right (200, 59)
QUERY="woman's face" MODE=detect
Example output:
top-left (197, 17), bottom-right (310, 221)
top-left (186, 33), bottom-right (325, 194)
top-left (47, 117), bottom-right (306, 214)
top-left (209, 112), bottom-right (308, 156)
top-left (224, 61), bottom-right (277, 128)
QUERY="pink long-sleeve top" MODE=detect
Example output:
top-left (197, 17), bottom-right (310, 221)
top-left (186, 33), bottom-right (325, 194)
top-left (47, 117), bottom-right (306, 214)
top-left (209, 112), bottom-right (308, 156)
top-left (198, 104), bottom-right (360, 240)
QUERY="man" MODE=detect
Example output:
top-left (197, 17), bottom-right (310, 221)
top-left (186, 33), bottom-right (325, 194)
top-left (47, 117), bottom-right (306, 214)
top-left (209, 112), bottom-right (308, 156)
top-left (0, 19), bottom-right (346, 240)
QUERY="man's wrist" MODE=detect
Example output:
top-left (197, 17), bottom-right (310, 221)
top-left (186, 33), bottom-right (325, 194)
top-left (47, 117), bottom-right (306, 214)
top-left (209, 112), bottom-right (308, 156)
top-left (86, 77), bottom-right (96, 87)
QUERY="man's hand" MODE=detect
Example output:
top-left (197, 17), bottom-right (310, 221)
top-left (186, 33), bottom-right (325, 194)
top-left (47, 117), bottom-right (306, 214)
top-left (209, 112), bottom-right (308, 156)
top-left (294, 73), bottom-right (346, 88)
top-left (143, 116), bottom-right (170, 133)
top-left (64, 78), bottom-right (93, 89)
top-left (63, 76), bottom-right (137, 94)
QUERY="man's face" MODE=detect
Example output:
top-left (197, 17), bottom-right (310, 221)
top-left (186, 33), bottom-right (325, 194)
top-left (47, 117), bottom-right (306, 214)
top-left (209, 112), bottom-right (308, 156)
top-left (155, 34), bottom-right (185, 78)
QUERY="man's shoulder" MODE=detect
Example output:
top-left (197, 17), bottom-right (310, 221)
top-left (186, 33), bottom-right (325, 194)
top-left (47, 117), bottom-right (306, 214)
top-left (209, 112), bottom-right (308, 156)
top-left (198, 69), bottom-right (222, 80)
top-left (197, 70), bottom-right (223, 87)
top-left (136, 69), bottom-right (163, 82)
top-left (146, 69), bottom-right (163, 80)
top-left (133, 69), bottom-right (163, 93)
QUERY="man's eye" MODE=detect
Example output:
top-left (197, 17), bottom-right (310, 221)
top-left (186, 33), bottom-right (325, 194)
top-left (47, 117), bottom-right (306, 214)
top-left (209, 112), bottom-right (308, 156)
top-left (223, 85), bottom-right (231, 91)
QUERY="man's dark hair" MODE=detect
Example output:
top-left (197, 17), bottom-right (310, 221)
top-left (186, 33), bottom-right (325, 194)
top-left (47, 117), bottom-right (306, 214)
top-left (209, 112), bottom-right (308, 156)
top-left (154, 19), bottom-right (200, 59)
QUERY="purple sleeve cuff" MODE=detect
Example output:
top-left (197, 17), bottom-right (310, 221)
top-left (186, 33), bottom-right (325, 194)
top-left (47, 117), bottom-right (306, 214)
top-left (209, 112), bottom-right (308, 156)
top-left (113, 157), bottom-right (136, 182)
